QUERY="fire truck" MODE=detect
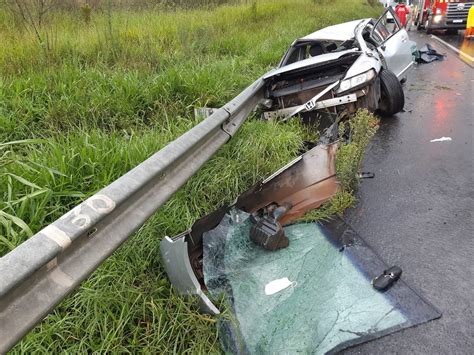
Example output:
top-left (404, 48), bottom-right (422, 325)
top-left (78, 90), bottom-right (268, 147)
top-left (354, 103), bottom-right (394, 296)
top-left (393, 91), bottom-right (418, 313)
top-left (413, 0), bottom-right (473, 33)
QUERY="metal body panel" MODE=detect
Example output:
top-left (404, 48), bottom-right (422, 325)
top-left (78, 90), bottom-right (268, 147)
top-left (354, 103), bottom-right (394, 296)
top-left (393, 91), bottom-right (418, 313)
top-left (160, 142), bottom-right (340, 310)
top-left (397, 60), bottom-right (415, 79)
top-left (378, 28), bottom-right (413, 77)
top-left (160, 236), bottom-right (219, 314)
top-left (263, 94), bottom-right (357, 120)
top-left (299, 19), bottom-right (368, 42)
top-left (236, 143), bottom-right (339, 225)
top-left (373, 8), bottom-right (414, 77)
top-left (341, 51), bottom-right (381, 82)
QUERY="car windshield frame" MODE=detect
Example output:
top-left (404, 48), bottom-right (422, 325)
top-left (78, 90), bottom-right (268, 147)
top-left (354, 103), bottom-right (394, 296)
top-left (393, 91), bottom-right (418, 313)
top-left (279, 39), bottom-right (357, 67)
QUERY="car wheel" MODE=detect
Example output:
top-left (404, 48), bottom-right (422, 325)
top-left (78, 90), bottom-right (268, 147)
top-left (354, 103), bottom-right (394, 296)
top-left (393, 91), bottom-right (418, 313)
top-left (378, 69), bottom-right (404, 117)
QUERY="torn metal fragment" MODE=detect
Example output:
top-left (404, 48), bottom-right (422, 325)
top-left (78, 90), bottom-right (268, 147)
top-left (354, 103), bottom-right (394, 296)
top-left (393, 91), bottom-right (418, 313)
top-left (160, 142), bottom-right (339, 311)
top-left (263, 93), bottom-right (357, 121)
top-left (236, 143), bottom-right (339, 225)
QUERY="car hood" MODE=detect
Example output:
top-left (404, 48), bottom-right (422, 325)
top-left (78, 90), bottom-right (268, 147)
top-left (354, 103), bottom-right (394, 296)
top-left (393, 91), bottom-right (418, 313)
top-left (263, 49), bottom-right (360, 80)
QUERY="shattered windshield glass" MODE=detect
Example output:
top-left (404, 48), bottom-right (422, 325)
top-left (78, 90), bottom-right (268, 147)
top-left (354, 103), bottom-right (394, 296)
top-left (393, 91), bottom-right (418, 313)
top-left (203, 208), bottom-right (440, 354)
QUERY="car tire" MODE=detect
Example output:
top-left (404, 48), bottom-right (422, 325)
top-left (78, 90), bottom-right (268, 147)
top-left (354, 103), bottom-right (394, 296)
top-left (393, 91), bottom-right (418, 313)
top-left (378, 69), bottom-right (404, 117)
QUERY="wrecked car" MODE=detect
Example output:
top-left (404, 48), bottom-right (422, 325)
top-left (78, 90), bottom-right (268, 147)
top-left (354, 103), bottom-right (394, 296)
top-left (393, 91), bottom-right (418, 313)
top-left (162, 6), bottom-right (416, 319)
top-left (159, 10), bottom-right (437, 354)
top-left (262, 8), bottom-right (414, 121)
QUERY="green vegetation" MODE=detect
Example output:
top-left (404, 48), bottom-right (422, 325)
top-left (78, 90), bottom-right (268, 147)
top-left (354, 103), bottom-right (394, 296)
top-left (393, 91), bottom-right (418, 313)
top-left (299, 110), bottom-right (379, 223)
top-left (0, 0), bottom-right (381, 352)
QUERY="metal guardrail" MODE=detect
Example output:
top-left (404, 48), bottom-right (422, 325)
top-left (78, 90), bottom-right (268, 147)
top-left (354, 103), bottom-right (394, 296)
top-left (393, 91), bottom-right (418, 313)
top-left (0, 77), bottom-right (264, 352)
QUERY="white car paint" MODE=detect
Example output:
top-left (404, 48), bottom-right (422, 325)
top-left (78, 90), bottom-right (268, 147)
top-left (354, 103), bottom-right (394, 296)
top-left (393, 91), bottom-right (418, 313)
top-left (340, 52), bottom-right (382, 91)
top-left (299, 19), bottom-right (366, 42)
top-left (271, 8), bottom-right (412, 83)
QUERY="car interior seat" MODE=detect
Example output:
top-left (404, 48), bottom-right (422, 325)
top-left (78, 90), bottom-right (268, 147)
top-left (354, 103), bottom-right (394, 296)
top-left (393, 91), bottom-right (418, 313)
top-left (309, 43), bottom-right (325, 57)
top-left (325, 43), bottom-right (337, 52)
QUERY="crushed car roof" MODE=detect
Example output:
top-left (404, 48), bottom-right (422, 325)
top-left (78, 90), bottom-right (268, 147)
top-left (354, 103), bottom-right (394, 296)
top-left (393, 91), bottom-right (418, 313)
top-left (299, 19), bottom-right (367, 42)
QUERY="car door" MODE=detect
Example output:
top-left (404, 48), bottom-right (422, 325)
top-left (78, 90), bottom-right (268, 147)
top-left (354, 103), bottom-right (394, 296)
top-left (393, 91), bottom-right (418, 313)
top-left (370, 7), bottom-right (413, 78)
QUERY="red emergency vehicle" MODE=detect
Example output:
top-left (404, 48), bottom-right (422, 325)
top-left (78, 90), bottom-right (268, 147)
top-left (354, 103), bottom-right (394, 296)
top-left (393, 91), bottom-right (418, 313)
top-left (413, 0), bottom-right (473, 34)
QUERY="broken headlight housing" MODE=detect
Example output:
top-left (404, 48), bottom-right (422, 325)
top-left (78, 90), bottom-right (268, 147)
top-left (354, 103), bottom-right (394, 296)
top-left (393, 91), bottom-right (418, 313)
top-left (339, 69), bottom-right (376, 92)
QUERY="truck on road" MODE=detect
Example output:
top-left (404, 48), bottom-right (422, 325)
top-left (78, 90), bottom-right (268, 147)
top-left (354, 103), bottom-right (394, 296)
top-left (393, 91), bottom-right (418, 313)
top-left (413, 0), bottom-right (473, 34)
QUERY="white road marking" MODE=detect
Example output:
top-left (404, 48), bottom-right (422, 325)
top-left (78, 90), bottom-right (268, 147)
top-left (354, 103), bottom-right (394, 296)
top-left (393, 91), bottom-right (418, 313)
top-left (431, 35), bottom-right (474, 64)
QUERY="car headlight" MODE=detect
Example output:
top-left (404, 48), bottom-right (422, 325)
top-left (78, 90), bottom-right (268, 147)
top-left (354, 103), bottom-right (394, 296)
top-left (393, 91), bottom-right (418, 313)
top-left (339, 69), bottom-right (376, 92)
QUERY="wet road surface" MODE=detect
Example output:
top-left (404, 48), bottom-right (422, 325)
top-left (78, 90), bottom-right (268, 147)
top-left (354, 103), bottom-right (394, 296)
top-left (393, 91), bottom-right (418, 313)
top-left (344, 30), bottom-right (473, 353)
top-left (430, 29), bottom-right (474, 66)
top-left (439, 30), bottom-right (473, 52)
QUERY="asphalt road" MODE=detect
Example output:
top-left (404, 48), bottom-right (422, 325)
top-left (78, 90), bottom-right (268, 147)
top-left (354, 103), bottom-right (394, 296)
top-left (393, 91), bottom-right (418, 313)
top-left (430, 29), bottom-right (474, 67)
top-left (344, 30), bottom-right (474, 353)
top-left (435, 30), bottom-right (474, 58)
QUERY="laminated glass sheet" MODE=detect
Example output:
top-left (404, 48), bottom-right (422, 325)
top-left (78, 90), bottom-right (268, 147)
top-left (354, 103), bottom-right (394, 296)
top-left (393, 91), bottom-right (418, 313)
top-left (203, 208), bottom-right (440, 354)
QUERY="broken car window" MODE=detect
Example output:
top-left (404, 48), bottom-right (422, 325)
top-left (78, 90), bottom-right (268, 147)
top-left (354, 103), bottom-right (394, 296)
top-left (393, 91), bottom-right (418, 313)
top-left (282, 40), bottom-right (349, 66)
top-left (372, 12), bottom-right (401, 44)
top-left (202, 209), bottom-right (441, 354)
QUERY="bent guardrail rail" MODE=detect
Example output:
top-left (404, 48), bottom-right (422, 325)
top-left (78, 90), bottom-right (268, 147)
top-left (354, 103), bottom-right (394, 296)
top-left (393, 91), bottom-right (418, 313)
top-left (0, 77), bottom-right (264, 352)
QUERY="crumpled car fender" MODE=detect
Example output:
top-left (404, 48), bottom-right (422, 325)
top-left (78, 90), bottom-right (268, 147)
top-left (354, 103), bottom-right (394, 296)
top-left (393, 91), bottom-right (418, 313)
top-left (337, 51), bottom-right (381, 90)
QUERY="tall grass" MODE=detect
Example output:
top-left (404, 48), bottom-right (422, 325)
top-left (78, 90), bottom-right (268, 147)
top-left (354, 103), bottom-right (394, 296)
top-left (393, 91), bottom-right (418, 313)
top-left (0, 0), bottom-right (382, 352)
top-left (0, 0), bottom-right (380, 140)
top-left (5, 120), bottom-right (306, 353)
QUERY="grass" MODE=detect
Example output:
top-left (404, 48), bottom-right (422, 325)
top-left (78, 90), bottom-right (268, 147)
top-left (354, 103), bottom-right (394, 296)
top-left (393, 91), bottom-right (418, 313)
top-left (0, 0), bottom-right (381, 352)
